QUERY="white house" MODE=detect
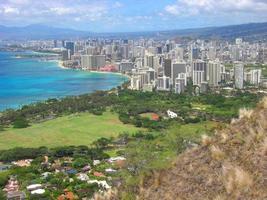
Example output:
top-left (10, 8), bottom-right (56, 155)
top-left (31, 189), bottom-right (45, 195)
top-left (167, 110), bottom-right (178, 119)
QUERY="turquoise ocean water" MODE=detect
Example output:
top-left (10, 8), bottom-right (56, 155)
top-left (0, 51), bottom-right (127, 111)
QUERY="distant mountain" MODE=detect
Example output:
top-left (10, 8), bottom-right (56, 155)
top-left (168, 22), bottom-right (267, 41)
top-left (0, 22), bottom-right (267, 40)
top-left (0, 24), bottom-right (91, 40)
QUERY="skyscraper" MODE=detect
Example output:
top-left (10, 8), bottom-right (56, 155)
top-left (65, 42), bottom-right (75, 56)
top-left (192, 60), bottom-right (207, 86)
top-left (234, 63), bottom-right (244, 89)
top-left (207, 61), bottom-right (221, 87)
top-left (81, 55), bottom-right (105, 70)
top-left (172, 62), bottom-right (186, 85)
top-left (174, 73), bottom-right (186, 94)
top-left (163, 59), bottom-right (172, 78)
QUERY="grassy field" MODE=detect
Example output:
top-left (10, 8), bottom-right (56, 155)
top-left (0, 112), bottom-right (143, 150)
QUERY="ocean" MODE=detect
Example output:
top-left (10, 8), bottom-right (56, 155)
top-left (0, 51), bottom-right (127, 111)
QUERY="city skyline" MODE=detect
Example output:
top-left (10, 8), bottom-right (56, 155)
top-left (0, 0), bottom-right (267, 32)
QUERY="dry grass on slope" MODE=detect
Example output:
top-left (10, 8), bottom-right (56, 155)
top-left (136, 97), bottom-right (267, 200)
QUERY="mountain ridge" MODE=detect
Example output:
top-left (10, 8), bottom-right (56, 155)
top-left (0, 22), bottom-right (266, 40)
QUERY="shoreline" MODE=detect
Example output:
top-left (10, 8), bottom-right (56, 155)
top-left (56, 60), bottom-right (130, 79)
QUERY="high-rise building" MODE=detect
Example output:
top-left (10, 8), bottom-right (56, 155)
top-left (119, 61), bottom-right (134, 73)
top-left (131, 75), bottom-right (141, 90)
top-left (191, 47), bottom-right (199, 61)
top-left (244, 69), bottom-right (262, 85)
top-left (234, 63), bottom-right (244, 89)
top-left (157, 46), bottom-right (162, 54)
top-left (192, 60), bottom-right (207, 86)
top-left (81, 55), bottom-right (105, 70)
top-left (86, 47), bottom-right (97, 55)
top-left (62, 50), bottom-right (69, 61)
top-left (65, 42), bottom-right (75, 56)
top-left (208, 47), bottom-right (216, 60)
top-left (157, 75), bottom-right (171, 91)
top-left (172, 62), bottom-right (186, 85)
top-left (62, 40), bottom-right (65, 48)
top-left (53, 40), bottom-right (58, 48)
top-left (236, 38), bottom-right (243, 45)
top-left (121, 45), bottom-right (129, 59)
top-left (144, 55), bottom-right (154, 68)
top-left (163, 59), bottom-right (172, 78)
top-left (207, 61), bottom-right (221, 87)
top-left (174, 73), bottom-right (186, 94)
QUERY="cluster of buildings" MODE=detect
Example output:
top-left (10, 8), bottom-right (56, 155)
top-left (3, 37), bottom-right (267, 93)
top-left (127, 38), bottom-right (266, 93)
top-left (56, 37), bottom-right (266, 93)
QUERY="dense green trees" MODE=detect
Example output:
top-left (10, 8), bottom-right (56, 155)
top-left (0, 88), bottom-right (261, 131)
top-left (0, 147), bottom-right (48, 162)
top-left (0, 145), bottom-right (110, 162)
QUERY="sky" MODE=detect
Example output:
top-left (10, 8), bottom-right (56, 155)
top-left (0, 0), bottom-right (267, 32)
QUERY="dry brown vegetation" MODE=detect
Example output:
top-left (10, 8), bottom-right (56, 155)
top-left (97, 97), bottom-right (267, 200)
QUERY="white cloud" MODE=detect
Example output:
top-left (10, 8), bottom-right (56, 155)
top-left (50, 7), bottom-right (73, 15)
top-left (113, 1), bottom-right (123, 8)
top-left (3, 6), bottom-right (19, 14)
top-left (165, 5), bottom-right (180, 15)
top-left (165, 0), bottom-right (267, 16)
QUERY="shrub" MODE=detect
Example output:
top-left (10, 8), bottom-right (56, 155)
top-left (13, 117), bottom-right (29, 128)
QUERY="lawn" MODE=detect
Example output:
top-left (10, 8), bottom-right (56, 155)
top-left (0, 112), bottom-right (143, 150)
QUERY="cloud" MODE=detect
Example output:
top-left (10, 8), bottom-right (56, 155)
top-left (165, 5), bottom-right (180, 15)
top-left (0, 0), bottom-right (266, 32)
top-left (0, 0), bottom-right (108, 22)
top-left (113, 1), bottom-right (123, 8)
top-left (165, 0), bottom-right (267, 16)
top-left (50, 7), bottom-right (73, 15)
top-left (3, 6), bottom-right (20, 14)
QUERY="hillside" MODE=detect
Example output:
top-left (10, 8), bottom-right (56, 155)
top-left (0, 24), bottom-right (90, 40)
top-left (98, 97), bottom-right (267, 200)
top-left (136, 98), bottom-right (267, 199)
top-left (0, 22), bottom-right (266, 40)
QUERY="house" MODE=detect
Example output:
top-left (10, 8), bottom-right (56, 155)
top-left (77, 173), bottom-right (89, 181)
top-left (105, 168), bottom-right (117, 173)
top-left (108, 156), bottom-right (126, 163)
top-left (41, 172), bottom-right (52, 179)
top-left (57, 189), bottom-right (75, 200)
top-left (167, 110), bottom-right (178, 119)
top-left (12, 159), bottom-right (33, 167)
top-left (93, 160), bottom-right (101, 166)
top-left (66, 169), bottom-right (77, 175)
top-left (6, 191), bottom-right (26, 200)
top-left (31, 189), bottom-right (45, 195)
top-left (3, 176), bottom-right (20, 193)
top-left (151, 113), bottom-right (160, 121)
top-left (81, 165), bottom-right (91, 172)
top-left (26, 184), bottom-right (42, 191)
top-left (0, 164), bottom-right (11, 172)
top-left (93, 172), bottom-right (105, 177)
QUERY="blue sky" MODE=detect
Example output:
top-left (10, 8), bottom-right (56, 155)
top-left (0, 0), bottom-right (267, 32)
